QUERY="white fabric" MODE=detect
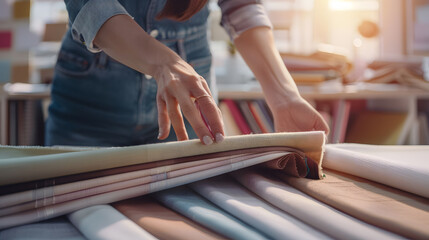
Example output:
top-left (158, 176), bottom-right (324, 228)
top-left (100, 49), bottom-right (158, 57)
top-left (233, 169), bottom-right (404, 240)
top-left (0, 218), bottom-right (86, 240)
top-left (190, 176), bottom-right (331, 240)
top-left (323, 144), bottom-right (429, 198)
top-left (68, 205), bottom-right (156, 240)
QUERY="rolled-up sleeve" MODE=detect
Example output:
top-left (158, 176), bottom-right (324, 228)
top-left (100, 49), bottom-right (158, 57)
top-left (218, 0), bottom-right (272, 40)
top-left (65, 0), bottom-right (131, 53)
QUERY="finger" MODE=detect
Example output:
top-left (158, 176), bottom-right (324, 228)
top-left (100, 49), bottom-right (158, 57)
top-left (190, 83), bottom-right (225, 142)
top-left (199, 77), bottom-right (213, 97)
top-left (195, 96), bottom-right (225, 142)
top-left (156, 97), bottom-right (171, 140)
top-left (176, 94), bottom-right (214, 145)
top-left (165, 96), bottom-right (189, 141)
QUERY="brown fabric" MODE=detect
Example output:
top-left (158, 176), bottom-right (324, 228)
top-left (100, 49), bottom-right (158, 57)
top-left (263, 152), bottom-right (307, 177)
top-left (113, 197), bottom-right (225, 240)
top-left (280, 169), bottom-right (429, 240)
top-left (0, 146), bottom-right (303, 195)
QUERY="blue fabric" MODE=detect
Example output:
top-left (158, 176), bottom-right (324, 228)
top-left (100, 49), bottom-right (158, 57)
top-left (45, 0), bottom-right (270, 147)
top-left (154, 186), bottom-right (269, 240)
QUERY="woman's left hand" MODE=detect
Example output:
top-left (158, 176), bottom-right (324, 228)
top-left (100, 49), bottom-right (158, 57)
top-left (271, 97), bottom-right (330, 134)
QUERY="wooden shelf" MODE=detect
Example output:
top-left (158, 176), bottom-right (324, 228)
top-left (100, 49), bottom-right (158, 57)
top-left (218, 82), bottom-right (429, 100)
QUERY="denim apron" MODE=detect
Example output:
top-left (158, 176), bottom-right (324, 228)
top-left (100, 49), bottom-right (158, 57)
top-left (45, 1), bottom-right (212, 147)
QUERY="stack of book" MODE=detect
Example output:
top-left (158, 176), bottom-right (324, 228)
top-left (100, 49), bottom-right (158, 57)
top-left (359, 59), bottom-right (429, 91)
top-left (219, 99), bottom-right (275, 136)
top-left (281, 51), bottom-right (351, 85)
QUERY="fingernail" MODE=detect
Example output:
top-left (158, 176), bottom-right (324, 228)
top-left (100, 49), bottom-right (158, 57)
top-left (157, 131), bottom-right (162, 139)
top-left (203, 135), bottom-right (213, 145)
top-left (215, 133), bottom-right (224, 143)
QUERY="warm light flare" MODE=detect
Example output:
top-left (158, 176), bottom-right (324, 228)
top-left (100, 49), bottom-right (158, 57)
top-left (329, 0), bottom-right (379, 11)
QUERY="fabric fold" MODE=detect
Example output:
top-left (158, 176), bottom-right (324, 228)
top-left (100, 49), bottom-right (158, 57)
top-left (154, 186), bottom-right (268, 240)
top-left (68, 205), bottom-right (156, 240)
top-left (323, 144), bottom-right (429, 198)
top-left (0, 217), bottom-right (86, 240)
top-left (232, 169), bottom-right (403, 240)
top-left (0, 152), bottom-right (270, 214)
top-left (113, 197), bottom-right (225, 240)
top-left (281, 170), bottom-right (429, 239)
top-left (0, 151), bottom-right (288, 229)
top-left (0, 132), bottom-right (326, 186)
top-left (190, 176), bottom-right (331, 240)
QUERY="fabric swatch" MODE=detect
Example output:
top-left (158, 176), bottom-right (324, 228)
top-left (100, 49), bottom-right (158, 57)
top-left (0, 217), bottom-right (86, 240)
top-left (68, 205), bottom-right (156, 240)
top-left (0, 151), bottom-right (288, 229)
top-left (190, 176), bottom-right (330, 240)
top-left (323, 144), bottom-right (429, 198)
top-left (0, 152), bottom-right (265, 213)
top-left (282, 170), bottom-right (429, 239)
top-left (0, 131), bottom-right (325, 186)
top-left (233, 169), bottom-right (403, 240)
top-left (113, 196), bottom-right (225, 240)
top-left (154, 186), bottom-right (268, 240)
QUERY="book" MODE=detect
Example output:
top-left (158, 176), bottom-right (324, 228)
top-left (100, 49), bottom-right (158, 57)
top-left (223, 99), bottom-right (252, 134)
top-left (331, 100), bottom-right (351, 143)
top-left (43, 22), bottom-right (68, 42)
top-left (0, 31), bottom-right (12, 49)
top-left (256, 100), bottom-right (274, 131)
top-left (0, 60), bottom-right (11, 83)
top-left (238, 101), bottom-right (262, 134)
top-left (418, 113), bottom-right (429, 145)
top-left (248, 101), bottom-right (268, 133)
top-left (345, 111), bottom-right (408, 145)
top-left (249, 101), bottom-right (274, 133)
top-left (13, 0), bottom-right (31, 19)
top-left (361, 60), bottom-right (429, 90)
top-left (218, 101), bottom-right (241, 136)
top-left (0, 0), bottom-right (12, 21)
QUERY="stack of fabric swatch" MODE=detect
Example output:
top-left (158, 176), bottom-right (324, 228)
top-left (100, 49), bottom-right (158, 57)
top-left (0, 132), bottom-right (428, 239)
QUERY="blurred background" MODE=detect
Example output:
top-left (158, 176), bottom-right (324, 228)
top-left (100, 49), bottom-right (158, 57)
top-left (0, 0), bottom-right (428, 146)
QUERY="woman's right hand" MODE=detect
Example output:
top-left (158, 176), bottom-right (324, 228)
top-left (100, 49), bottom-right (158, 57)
top-left (153, 57), bottom-right (225, 145)
top-left (94, 14), bottom-right (224, 145)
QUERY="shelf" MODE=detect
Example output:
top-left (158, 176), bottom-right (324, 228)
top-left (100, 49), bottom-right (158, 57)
top-left (218, 82), bottom-right (429, 100)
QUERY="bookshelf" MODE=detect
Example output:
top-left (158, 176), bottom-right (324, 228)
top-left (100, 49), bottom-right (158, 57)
top-left (1, 81), bottom-right (429, 145)
top-left (218, 81), bottom-right (429, 145)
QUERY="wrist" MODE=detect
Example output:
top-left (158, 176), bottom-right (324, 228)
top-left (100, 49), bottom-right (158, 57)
top-left (263, 87), bottom-right (302, 112)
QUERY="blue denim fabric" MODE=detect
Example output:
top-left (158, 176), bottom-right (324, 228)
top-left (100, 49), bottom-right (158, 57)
top-left (46, 1), bottom-right (212, 147)
top-left (46, 0), bottom-right (271, 147)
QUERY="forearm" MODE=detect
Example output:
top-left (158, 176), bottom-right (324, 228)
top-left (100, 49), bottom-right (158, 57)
top-left (94, 14), bottom-right (181, 76)
top-left (234, 27), bottom-right (301, 110)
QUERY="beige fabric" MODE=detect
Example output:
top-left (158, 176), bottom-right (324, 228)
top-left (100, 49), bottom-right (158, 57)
top-left (281, 170), bottom-right (429, 239)
top-left (0, 131), bottom-right (325, 185)
top-left (324, 144), bottom-right (429, 198)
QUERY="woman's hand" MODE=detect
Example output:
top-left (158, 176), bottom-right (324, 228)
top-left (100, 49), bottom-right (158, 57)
top-left (234, 27), bottom-right (329, 135)
top-left (153, 59), bottom-right (224, 144)
top-left (94, 15), bottom-right (224, 144)
top-left (271, 97), bottom-right (329, 134)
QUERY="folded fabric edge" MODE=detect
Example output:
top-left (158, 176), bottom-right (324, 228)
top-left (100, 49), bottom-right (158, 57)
top-left (0, 131), bottom-right (326, 185)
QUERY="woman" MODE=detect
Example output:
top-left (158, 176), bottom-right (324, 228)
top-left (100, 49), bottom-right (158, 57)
top-left (45, 0), bottom-right (329, 147)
